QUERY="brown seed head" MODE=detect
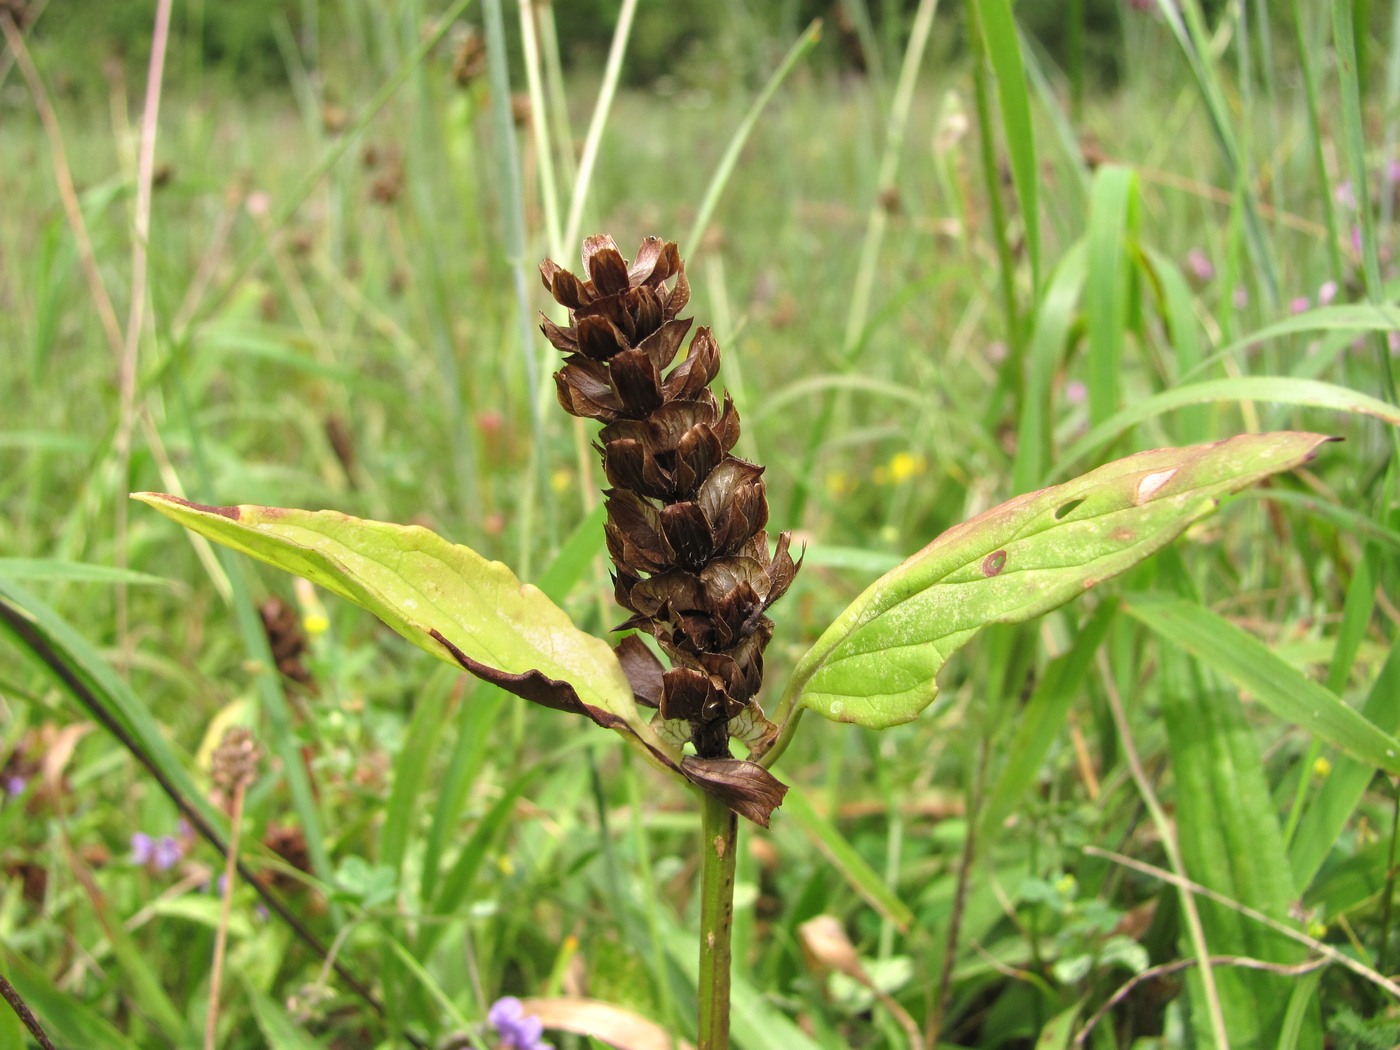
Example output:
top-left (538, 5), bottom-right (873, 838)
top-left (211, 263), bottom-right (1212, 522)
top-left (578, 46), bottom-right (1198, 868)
top-left (211, 727), bottom-right (261, 792)
top-left (541, 237), bottom-right (800, 759)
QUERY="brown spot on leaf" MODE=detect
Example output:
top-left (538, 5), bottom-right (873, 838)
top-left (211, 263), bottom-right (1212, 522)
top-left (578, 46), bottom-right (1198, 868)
top-left (981, 550), bottom-right (1008, 577)
top-left (154, 494), bottom-right (241, 520)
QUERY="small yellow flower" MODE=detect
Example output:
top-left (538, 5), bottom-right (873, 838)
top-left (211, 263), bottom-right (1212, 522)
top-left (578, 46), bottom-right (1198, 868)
top-left (1312, 756), bottom-right (1332, 780)
top-left (550, 468), bottom-right (573, 494)
top-left (888, 451), bottom-right (924, 484)
top-left (1055, 874), bottom-right (1077, 899)
top-left (826, 471), bottom-right (850, 497)
top-left (496, 854), bottom-right (515, 877)
top-left (303, 613), bottom-right (330, 636)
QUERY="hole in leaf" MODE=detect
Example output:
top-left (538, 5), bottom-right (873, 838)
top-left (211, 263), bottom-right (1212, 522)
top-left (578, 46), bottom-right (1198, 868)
top-left (1054, 498), bottom-right (1085, 521)
top-left (981, 550), bottom-right (1008, 577)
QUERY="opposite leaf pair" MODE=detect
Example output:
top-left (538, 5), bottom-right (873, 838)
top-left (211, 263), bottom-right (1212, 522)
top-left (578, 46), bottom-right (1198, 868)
top-left (136, 236), bottom-right (1333, 827)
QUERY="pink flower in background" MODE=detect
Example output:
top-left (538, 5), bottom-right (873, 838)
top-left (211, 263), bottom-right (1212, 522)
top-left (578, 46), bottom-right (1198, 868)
top-left (1334, 181), bottom-right (1356, 209)
top-left (1290, 296), bottom-right (1311, 314)
top-left (1185, 248), bottom-right (1215, 282)
top-left (1066, 380), bottom-right (1087, 405)
top-left (1317, 281), bottom-right (1338, 306)
top-left (1232, 286), bottom-right (1249, 309)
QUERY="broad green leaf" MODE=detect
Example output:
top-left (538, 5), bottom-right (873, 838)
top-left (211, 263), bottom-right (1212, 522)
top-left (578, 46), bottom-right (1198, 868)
top-left (789, 432), bottom-right (1332, 729)
top-left (131, 494), bottom-right (659, 752)
top-left (1123, 595), bottom-right (1400, 777)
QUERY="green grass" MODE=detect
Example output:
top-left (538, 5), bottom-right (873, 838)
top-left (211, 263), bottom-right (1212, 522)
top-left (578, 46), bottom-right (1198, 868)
top-left (2, 2), bottom-right (1399, 1047)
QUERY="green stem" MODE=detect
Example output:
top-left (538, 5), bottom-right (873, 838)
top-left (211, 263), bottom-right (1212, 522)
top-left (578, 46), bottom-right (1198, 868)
top-left (697, 791), bottom-right (739, 1050)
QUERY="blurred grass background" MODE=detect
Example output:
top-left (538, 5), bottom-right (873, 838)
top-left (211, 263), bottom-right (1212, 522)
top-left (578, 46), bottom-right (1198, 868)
top-left (2, 0), bottom-right (1399, 1047)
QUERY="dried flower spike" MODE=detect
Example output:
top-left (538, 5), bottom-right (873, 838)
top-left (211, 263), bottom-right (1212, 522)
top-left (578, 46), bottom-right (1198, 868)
top-left (540, 236), bottom-right (799, 760)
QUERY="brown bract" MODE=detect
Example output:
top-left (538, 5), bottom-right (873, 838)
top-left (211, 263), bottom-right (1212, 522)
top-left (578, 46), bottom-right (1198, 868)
top-left (541, 236), bottom-right (801, 777)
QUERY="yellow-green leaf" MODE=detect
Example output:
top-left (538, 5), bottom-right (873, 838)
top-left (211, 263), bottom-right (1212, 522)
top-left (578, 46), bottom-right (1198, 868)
top-left (132, 493), bottom-right (657, 749)
top-left (788, 432), bottom-right (1334, 729)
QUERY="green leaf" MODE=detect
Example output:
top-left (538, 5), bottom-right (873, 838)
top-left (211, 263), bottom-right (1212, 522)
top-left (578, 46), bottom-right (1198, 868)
top-left (1056, 376), bottom-right (1400, 477)
top-left (131, 493), bottom-right (662, 753)
top-left (979, 0), bottom-right (1040, 290)
top-left (0, 559), bottom-right (171, 585)
top-left (782, 785), bottom-right (915, 932)
top-left (1124, 595), bottom-right (1400, 777)
top-left (789, 432), bottom-right (1332, 729)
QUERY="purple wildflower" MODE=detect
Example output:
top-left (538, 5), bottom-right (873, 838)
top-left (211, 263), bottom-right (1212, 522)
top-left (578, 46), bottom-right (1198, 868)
top-left (1066, 380), bottom-right (1087, 405)
top-left (1386, 160), bottom-right (1400, 186)
top-left (151, 836), bottom-right (183, 871)
top-left (4, 775), bottom-right (25, 798)
top-left (1184, 248), bottom-right (1214, 282)
top-left (1290, 296), bottom-right (1311, 315)
top-left (131, 832), bottom-right (155, 864)
top-left (1318, 280), bottom-right (1338, 306)
top-left (488, 997), bottom-right (553, 1050)
top-left (132, 831), bottom-right (185, 872)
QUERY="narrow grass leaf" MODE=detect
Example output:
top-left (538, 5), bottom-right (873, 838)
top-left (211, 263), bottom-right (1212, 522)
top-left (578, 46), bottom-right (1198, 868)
top-left (787, 432), bottom-right (1330, 729)
top-left (1139, 246), bottom-right (1208, 442)
top-left (661, 918), bottom-right (822, 1050)
top-left (0, 580), bottom-right (229, 837)
top-left (1013, 241), bottom-right (1087, 491)
top-left (683, 20), bottom-right (823, 259)
top-left (0, 559), bottom-right (170, 585)
top-left (1184, 304), bottom-right (1400, 382)
top-left (1123, 595), bottom-right (1400, 776)
top-left (978, 0), bottom-right (1040, 289)
top-left (782, 785), bottom-right (915, 932)
top-left (0, 948), bottom-right (139, 1050)
top-left (1289, 640), bottom-right (1400, 889)
top-left (1085, 165), bottom-right (1138, 425)
top-left (1156, 648), bottom-right (1310, 1047)
top-left (535, 502), bottom-right (607, 604)
top-left (1057, 377), bottom-right (1400, 477)
top-left (420, 765), bottom-right (544, 959)
top-left (980, 602), bottom-right (1115, 837)
top-left (243, 979), bottom-right (327, 1049)
top-left (1235, 489), bottom-right (1400, 554)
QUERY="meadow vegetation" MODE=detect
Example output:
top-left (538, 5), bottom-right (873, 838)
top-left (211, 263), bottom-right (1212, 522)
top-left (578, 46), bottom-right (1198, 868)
top-left (2, 1), bottom-right (1399, 1048)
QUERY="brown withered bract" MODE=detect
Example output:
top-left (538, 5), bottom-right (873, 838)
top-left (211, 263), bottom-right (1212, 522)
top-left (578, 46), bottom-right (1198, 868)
top-left (540, 235), bottom-right (800, 761)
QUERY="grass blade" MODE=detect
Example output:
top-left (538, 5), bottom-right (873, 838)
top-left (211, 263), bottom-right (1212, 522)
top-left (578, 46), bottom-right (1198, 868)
top-left (1085, 165), bottom-right (1139, 426)
top-left (781, 785), bottom-right (915, 932)
top-left (1289, 640), bottom-right (1400, 889)
top-left (1057, 376), bottom-right (1400, 477)
top-left (978, 0), bottom-right (1040, 291)
top-left (1123, 595), bottom-right (1400, 776)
